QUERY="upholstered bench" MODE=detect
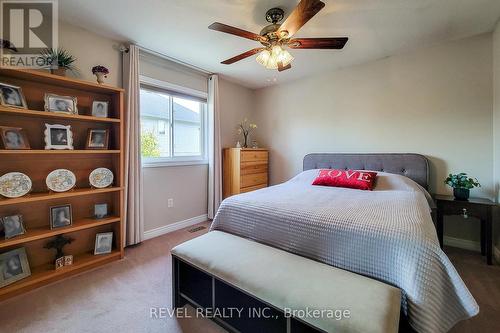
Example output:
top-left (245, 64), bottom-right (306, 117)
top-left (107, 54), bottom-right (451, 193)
top-left (171, 231), bottom-right (401, 333)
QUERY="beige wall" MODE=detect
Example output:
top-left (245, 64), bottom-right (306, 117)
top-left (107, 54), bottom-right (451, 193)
top-left (493, 21), bottom-right (500, 248)
top-left (141, 77), bottom-right (254, 231)
top-left (219, 78), bottom-right (257, 148)
top-left (59, 21), bottom-right (122, 87)
top-left (142, 165), bottom-right (208, 230)
top-left (254, 34), bottom-right (493, 242)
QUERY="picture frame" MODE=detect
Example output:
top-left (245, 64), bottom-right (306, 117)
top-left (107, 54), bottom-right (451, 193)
top-left (63, 255), bottom-right (73, 266)
top-left (44, 124), bottom-right (74, 150)
top-left (0, 126), bottom-right (30, 150)
top-left (0, 247), bottom-right (31, 288)
top-left (0, 82), bottom-right (28, 109)
top-left (1, 215), bottom-right (26, 239)
top-left (92, 100), bottom-right (109, 118)
top-left (44, 93), bottom-right (78, 114)
top-left (55, 257), bottom-right (64, 270)
top-left (94, 203), bottom-right (108, 219)
top-left (50, 204), bottom-right (73, 229)
top-left (55, 255), bottom-right (73, 270)
top-left (86, 129), bottom-right (109, 149)
top-left (94, 232), bottom-right (113, 255)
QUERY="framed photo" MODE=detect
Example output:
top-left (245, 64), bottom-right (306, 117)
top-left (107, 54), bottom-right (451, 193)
top-left (55, 257), bottom-right (64, 270)
top-left (64, 255), bottom-right (73, 266)
top-left (55, 255), bottom-right (73, 270)
top-left (0, 247), bottom-right (31, 288)
top-left (94, 203), bottom-right (108, 219)
top-left (0, 82), bottom-right (27, 109)
top-left (1, 215), bottom-right (25, 239)
top-left (92, 101), bottom-right (109, 118)
top-left (44, 124), bottom-right (74, 150)
top-left (44, 93), bottom-right (78, 114)
top-left (50, 204), bottom-right (72, 229)
top-left (94, 232), bottom-right (113, 255)
top-left (86, 129), bottom-right (109, 149)
top-left (0, 126), bottom-right (30, 150)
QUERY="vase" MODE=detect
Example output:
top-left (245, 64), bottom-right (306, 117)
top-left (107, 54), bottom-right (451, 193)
top-left (51, 68), bottom-right (66, 76)
top-left (453, 188), bottom-right (470, 201)
top-left (243, 134), bottom-right (248, 148)
top-left (95, 72), bottom-right (105, 84)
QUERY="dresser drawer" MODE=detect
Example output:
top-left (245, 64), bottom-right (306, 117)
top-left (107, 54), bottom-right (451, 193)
top-left (241, 150), bottom-right (268, 162)
top-left (240, 172), bottom-right (268, 188)
top-left (240, 161), bottom-right (268, 175)
top-left (240, 183), bottom-right (267, 194)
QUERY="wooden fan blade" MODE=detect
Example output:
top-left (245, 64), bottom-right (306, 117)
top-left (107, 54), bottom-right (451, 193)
top-left (278, 0), bottom-right (325, 38)
top-left (278, 61), bottom-right (292, 72)
top-left (221, 48), bottom-right (265, 65)
top-left (209, 22), bottom-right (265, 42)
top-left (288, 37), bottom-right (348, 49)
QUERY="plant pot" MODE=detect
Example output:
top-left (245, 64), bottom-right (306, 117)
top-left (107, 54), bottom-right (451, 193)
top-left (95, 72), bottom-right (105, 84)
top-left (51, 68), bottom-right (66, 76)
top-left (453, 188), bottom-right (470, 201)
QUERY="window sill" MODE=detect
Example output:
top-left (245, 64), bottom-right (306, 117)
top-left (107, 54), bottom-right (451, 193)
top-left (142, 160), bottom-right (208, 168)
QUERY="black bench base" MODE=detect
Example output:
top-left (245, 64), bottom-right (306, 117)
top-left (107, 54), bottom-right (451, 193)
top-left (172, 255), bottom-right (415, 333)
top-left (172, 255), bottom-right (324, 333)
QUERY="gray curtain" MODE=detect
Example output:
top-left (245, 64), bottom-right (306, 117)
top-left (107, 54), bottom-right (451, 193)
top-left (123, 44), bottom-right (144, 245)
top-left (208, 74), bottom-right (222, 219)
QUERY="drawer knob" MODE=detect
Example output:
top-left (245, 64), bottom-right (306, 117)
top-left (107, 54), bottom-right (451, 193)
top-left (462, 208), bottom-right (468, 219)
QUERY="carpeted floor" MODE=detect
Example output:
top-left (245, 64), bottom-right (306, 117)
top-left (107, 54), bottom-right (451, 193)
top-left (0, 221), bottom-right (498, 333)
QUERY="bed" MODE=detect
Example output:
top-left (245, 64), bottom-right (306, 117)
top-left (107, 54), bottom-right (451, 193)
top-left (210, 153), bottom-right (478, 333)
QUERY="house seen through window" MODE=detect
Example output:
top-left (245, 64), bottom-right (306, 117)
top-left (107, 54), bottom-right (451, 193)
top-left (140, 84), bottom-right (207, 165)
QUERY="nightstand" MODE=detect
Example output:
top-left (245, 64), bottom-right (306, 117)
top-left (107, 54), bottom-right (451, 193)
top-left (435, 194), bottom-right (495, 265)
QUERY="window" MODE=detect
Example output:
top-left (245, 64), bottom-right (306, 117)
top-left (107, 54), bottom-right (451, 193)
top-left (139, 80), bottom-right (207, 166)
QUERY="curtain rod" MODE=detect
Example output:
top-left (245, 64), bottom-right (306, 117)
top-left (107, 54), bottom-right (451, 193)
top-left (119, 44), bottom-right (214, 76)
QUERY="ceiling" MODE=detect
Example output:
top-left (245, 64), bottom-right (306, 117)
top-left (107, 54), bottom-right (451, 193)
top-left (59, 0), bottom-right (500, 89)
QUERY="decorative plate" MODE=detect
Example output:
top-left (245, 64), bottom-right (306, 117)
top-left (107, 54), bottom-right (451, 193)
top-left (89, 168), bottom-right (114, 188)
top-left (46, 169), bottom-right (76, 192)
top-left (0, 172), bottom-right (32, 198)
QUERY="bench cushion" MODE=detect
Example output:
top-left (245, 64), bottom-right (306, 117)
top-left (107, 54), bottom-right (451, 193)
top-left (172, 231), bottom-right (401, 333)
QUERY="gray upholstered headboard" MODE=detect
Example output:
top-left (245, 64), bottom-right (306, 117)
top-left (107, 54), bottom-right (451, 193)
top-left (303, 153), bottom-right (429, 190)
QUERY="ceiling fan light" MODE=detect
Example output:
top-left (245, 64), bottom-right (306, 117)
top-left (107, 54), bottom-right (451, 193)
top-left (277, 49), bottom-right (294, 67)
top-left (271, 45), bottom-right (283, 58)
top-left (256, 49), bottom-right (271, 67)
top-left (265, 56), bottom-right (278, 70)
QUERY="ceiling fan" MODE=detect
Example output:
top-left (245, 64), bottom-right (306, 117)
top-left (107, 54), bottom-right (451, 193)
top-left (208, 0), bottom-right (348, 72)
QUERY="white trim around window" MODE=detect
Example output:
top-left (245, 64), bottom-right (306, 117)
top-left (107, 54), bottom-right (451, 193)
top-left (140, 75), bottom-right (209, 168)
top-left (139, 75), bottom-right (208, 100)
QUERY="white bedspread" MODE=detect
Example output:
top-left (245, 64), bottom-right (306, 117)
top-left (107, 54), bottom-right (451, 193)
top-left (210, 170), bottom-right (478, 333)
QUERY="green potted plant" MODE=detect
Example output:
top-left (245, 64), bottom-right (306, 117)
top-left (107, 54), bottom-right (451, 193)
top-left (40, 48), bottom-right (78, 76)
top-left (444, 173), bottom-right (480, 201)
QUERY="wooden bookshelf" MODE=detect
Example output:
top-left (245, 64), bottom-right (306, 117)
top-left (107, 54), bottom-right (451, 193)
top-left (0, 187), bottom-right (123, 206)
top-left (0, 150), bottom-right (121, 155)
top-left (0, 251), bottom-right (121, 300)
top-left (0, 67), bottom-right (125, 300)
top-left (0, 216), bottom-right (121, 248)
top-left (0, 105), bottom-right (121, 123)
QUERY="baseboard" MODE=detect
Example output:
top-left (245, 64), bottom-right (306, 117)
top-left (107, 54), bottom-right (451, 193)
top-left (495, 246), bottom-right (500, 264)
top-left (444, 236), bottom-right (500, 264)
top-left (443, 236), bottom-right (480, 252)
top-left (143, 214), bottom-right (208, 240)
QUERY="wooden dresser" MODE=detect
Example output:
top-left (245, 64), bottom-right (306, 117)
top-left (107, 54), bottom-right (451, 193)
top-left (223, 148), bottom-right (268, 199)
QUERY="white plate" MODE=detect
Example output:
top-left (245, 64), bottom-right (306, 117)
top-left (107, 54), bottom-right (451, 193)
top-left (46, 169), bottom-right (76, 192)
top-left (0, 172), bottom-right (32, 198)
top-left (89, 168), bottom-right (114, 188)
